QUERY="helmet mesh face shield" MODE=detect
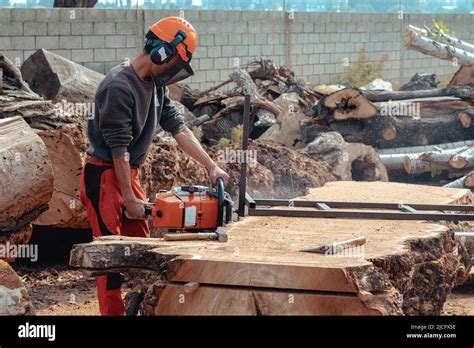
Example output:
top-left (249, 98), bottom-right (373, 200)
top-left (153, 59), bottom-right (194, 88)
top-left (153, 58), bottom-right (194, 88)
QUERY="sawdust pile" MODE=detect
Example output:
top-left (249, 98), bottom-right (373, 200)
top-left (140, 138), bottom-right (336, 201)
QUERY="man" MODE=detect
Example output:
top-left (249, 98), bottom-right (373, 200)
top-left (79, 16), bottom-right (229, 316)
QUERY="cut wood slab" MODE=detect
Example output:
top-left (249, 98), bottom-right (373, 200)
top-left (34, 124), bottom-right (89, 228)
top-left (151, 283), bottom-right (382, 315)
top-left (70, 182), bottom-right (472, 315)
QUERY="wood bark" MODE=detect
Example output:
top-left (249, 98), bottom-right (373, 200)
top-left (300, 132), bottom-right (388, 181)
top-left (53, 0), bottom-right (97, 7)
top-left (443, 171), bottom-right (474, 189)
top-left (316, 88), bottom-right (378, 122)
top-left (363, 85), bottom-right (474, 103)
top-left (409, 24), bottom-right (474, 55)
top-left (1, 51), bottom-right (90, 229)
top-left (305, 97), bottom-right (474, 149)
top-left (21, 49), bottom-right (104, 104)
top-left (404, 146), bottom-right (474, 174)
top-left (449, 66), bottom-right (474, 85)
top-left (0, 116), bottom-right (53, 233)
top-left (405, 25), bottom-right (474, 66)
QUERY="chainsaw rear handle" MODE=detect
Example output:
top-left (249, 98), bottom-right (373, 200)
top-left (217, 177), bottom-right (224, 226)
top-left (144, 206), bottom-right (153, 216)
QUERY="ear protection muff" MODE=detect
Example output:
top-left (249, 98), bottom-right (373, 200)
top-left (145, 29), bottom-right (187, 65)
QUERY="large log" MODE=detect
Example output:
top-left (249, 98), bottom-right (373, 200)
top-left (443, 171), bottom-right (474, 189)
top-left (316, 88), bottom-right (378, 122)
top-left (404, 25), bottom-right (474, 66)
top-left (363, 85), bottom-right (474, 103)
top-left (300, 132), bottom-right (388, 181)
top-left (53, 0), bottom-right (97, 8)
top-left (379, 140), bottom-right (474, 171)
top-left (404, 146), bottom-right (474, 174)
top-left (70, 182), bottom-right (473, 315)
top-left (409, 24), bottom-right (474, 55)
top-left (306, 97), bottom-right (474, 148)
top-left (0, 116), bottom-right (53, 233)
top-left (1, 51), bottom-right (90, 228)
top-left (21, 49), bottom-right (104, 103)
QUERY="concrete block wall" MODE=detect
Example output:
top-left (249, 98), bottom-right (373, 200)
top-left (0, 8), bottom-right (473, 90)
top-left (0, 8), bottom-right (141, 74)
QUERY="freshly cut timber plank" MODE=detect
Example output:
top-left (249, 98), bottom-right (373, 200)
top-left (151, 284), bottom-right (381, 315)
top-left (21, 49), bottom-right (104, 103)
top-left (0, 116), bottom-right (53, 232)
top-left (71, 182), bottom-right (473, 315)
top-left (71, 236), bottom-right (368, 293)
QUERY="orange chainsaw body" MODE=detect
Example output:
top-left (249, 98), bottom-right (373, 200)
top-left (150, 187), bottom-right (220, 230)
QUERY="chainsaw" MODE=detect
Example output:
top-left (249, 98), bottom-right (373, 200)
top-left (144, 177), bottom-right (233, 232)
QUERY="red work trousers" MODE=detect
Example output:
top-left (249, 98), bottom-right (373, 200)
top-left (79, 158), bottom-right (149, 316)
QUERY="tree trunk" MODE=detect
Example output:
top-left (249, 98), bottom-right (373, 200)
top-left (305, 97), bottom-right (474, 149)
top-left (408, 24), bottom-right (474, 55)
top-left (21, 49), bottom-right (104, 104)
top-left (404, 146), bottom-right (474, 174)
top-left (316, 88), bottom-right (378, 122)
top-left (443, 171), bottom-right (474, 189)
top-left (300, 132), bottom-right (388, 181)
top-left (363, 85), bottom-right (474, 103)
top-left (404, 25), bottom-right (474, 66)
top-left (1, 51), bottom-right (90, 229)
top-left (53, 0), bottom-right (97, 7)
top-left (379, 140), bottom-right (474, 171)
top-left (0, 116), bottom-right (53, 233)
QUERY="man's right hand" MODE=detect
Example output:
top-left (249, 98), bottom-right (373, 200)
top-left (124, 197), bottom-right (147, 220)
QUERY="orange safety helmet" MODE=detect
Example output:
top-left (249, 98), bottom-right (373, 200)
top-left (148, 16), bottom-right (198, 63)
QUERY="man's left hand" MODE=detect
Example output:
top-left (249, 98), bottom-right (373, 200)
top-left (207, 164), bottom-right (230, 185)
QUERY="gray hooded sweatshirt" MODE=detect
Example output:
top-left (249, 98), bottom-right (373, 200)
top-left (87, 62), bottom-right (186, 166)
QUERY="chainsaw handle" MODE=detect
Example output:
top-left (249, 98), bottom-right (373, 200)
top-left (217, 177), bottom-right (224, 227)
top-left (144, 206), bottom-right (153, 216)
